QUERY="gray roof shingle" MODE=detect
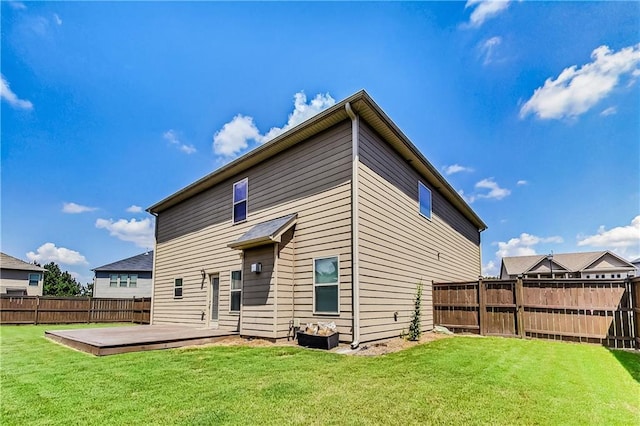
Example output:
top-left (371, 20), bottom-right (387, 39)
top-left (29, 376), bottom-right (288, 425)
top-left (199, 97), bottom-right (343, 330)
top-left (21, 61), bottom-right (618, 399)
top-left (0, 252), bottom-right (46, 272)
top-left (93, 251), bottom-right (154, 272)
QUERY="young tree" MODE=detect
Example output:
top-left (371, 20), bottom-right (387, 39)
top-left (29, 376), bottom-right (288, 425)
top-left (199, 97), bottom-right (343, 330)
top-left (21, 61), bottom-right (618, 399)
top-left (40, 262), bottom-right (83, 296)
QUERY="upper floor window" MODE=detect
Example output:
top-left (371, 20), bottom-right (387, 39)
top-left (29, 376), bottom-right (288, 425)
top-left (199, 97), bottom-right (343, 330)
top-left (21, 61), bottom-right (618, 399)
top-left (130, 274), bottom-right (138, 288)
top-left (233, 178), bottom-right (248, 223)
top-left (28, 273), bottom-right (40, 286)
top-left (418, 182), bottom-right (432, 220)
top-left (110, 274), bottom-right (118, 287)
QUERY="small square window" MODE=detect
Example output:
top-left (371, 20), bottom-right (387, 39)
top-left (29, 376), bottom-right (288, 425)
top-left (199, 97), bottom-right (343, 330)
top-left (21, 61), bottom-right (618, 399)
top-left (174, 278), bottom-right (183, 298)
top-left (28, 273), bottom-right (40, 286)
top-left (418, 182), bottom-right (432, 220)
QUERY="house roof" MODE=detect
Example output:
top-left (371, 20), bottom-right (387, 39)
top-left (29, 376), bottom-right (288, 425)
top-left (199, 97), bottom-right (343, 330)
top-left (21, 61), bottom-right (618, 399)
top-left (0, 252), bottom-right (46, 272)
top-left (92, 251), bottom-right (154, 272)
top-left (147, 90), bottom-right (487, 232)
top-left (501, 251), bottom-right (635, 276)
top-left (228, 214), bottom-right (297, 250)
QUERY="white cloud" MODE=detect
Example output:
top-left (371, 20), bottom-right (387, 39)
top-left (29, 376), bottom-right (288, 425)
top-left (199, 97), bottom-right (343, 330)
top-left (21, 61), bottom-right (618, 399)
top-left (443, 164), bottom-right (474, 175)
top-left (465, 0), bottom-right (511, 28)
top-left (126, 205), bottom-right (143, 213)
top-left (260, 92), bottom-right (335, 143)
top-left (577, 216), bottom-right (640, 259)
top-left (482, 260), bottom-right (498, 277)
top-left (463, 178), bottom-right (511, 203)
top-left (212, 114), bottom-right (261, 157)
top-left (163, 129), bottom-right (196, 154)
top-left (516, 180), bottom-right (528, 186)
top-left (600, 106), bottom-right (617, 116)
top-left (95, 218), bottom-right (155, 248)
top-left (9, 1), bottom-right (27, 10)
top-left (479, 36), bottom-right (502, 65)
top-left (212, 91), bottom-right (335, 158)
top-left (1, 75), bottom-right (33, 110)
top-left (62, 202), bottom-right (97, 214)
top-left (26, 242), bottom-right (88, 265)
top-left (53, 13), bottom-right (62, 26)
top-left (496, 233), bottom-right (564, 259)
top-left (520, 44), bottom-right (640, 120)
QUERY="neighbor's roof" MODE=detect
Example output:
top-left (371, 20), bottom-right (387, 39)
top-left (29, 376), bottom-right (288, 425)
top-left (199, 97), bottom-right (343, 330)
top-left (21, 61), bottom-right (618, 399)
top-left (228, 214), bottom-right (297, 250)
top-left (501, 251), bottom-right (635, 276)
top-left (0, 252), bottom-right (46, 272)
top-left (92, 251), bottom-right (154, 272)
top-left (147, 90), bottom-right (487, 231)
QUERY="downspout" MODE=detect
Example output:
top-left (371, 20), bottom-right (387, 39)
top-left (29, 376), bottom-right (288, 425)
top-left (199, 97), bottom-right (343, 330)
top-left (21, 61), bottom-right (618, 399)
top-left (345, 102), bottom-right (360, 349)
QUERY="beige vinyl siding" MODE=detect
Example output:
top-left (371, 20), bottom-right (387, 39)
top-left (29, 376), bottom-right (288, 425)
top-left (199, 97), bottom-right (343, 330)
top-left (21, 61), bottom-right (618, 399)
top-left (152, 121), bottom-right (353, 339)
top-left (276, 228), bottom-right (295, 338)
top-left (241, 245), bottom-right (276, 338)
top-left (357, 121), bottom-right (481, 342)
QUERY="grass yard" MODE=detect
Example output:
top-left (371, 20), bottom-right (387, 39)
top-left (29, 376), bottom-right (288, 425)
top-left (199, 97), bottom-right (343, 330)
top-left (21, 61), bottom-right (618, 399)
top-left (1, 325), bottom-right (639, 425)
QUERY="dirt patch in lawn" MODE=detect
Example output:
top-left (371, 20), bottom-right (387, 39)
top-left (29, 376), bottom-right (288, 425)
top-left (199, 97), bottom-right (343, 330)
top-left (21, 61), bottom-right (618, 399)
top-left (182, 331), bottom-right (456, 355)
top-left (351, 332), bottom-right (454, 356)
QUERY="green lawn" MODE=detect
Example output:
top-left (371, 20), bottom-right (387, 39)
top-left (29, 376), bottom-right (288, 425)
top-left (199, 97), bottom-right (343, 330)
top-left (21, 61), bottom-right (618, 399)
top-left (1, 325), bottom-right (639, 425)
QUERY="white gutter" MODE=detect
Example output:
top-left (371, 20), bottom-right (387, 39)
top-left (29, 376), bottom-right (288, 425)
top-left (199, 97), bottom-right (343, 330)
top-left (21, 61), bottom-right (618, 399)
top-left (345, 102), bottom-right (360, 349)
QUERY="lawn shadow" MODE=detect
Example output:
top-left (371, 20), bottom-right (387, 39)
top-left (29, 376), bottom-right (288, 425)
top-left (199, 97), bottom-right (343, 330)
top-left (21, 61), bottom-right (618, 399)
top-left (608, 348), bottom-right (640, 383)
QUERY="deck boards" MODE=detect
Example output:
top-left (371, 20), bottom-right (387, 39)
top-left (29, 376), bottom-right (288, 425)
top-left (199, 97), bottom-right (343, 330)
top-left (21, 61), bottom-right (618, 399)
top-left (45, 325), bottom-right (235, 356)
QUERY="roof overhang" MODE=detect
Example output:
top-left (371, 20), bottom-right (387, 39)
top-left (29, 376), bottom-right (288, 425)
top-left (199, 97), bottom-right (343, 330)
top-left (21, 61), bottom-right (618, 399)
top-left (228, 214), bottom-right (297, 250)
top-left (147, 90), bottom-right (486, 231)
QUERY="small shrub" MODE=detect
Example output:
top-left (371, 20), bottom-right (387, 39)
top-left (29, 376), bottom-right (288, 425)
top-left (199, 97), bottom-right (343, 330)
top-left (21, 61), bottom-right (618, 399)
top-left (407, 280), bottom-right (423, 341)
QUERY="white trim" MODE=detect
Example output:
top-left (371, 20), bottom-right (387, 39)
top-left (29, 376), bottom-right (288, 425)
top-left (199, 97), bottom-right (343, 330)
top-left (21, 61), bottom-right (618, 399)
top-left (229, 269), bottom-right (242, 314)
top-left (418, 181), bottom-right (432, 220)
top-left (312, 255), bottom-right (340, 315)
top-left (232, 178), bottom-right (248, 224)
top-left (207, 272), bottom-right (220, 327)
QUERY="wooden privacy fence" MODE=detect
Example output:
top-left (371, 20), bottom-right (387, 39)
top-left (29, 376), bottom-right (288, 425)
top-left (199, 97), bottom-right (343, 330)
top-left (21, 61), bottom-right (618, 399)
top-left (0, 296), bottom-right (151, 325)
top-left (433, 277), bottom-right (640, 349)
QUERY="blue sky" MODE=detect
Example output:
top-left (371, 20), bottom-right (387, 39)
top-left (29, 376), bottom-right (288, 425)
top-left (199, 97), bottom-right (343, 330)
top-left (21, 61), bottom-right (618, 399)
top-left (2, 1), bottom-right (639, 283)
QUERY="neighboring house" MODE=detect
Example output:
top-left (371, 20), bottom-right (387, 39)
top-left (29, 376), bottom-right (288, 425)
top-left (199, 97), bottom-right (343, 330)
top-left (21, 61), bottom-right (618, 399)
top-left (631, 257), bottom-right (640, 277)
top-left (0, 252), bottom-right (45, 296)
top-left (500, 251), bottom-right (636, 280)
top-left (147, 90), bottom-right (487, 345)
top-left (92, 251), bottom-right (153, 298)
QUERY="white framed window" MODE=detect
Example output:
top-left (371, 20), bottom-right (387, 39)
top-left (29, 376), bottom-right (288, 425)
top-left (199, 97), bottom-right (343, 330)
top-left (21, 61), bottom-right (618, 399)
top-left (418, 182), bottom-right (432, 220)
top-left (129, 274), bottom-right (138, 288)
top-left (230, 270), bottom-right (242, 313)
top-left (119, 274), bottom-right (129, 287)
top-left (313, 256), bottom-right (339, 314)
top-left (174, 278), bottom-right (183, 299)
top-left (232, 178), bottom-right (248, 224)
top-left (110, 274), bottom-right (118, 287)
top-left (28, 273), bottom-right (40, 286)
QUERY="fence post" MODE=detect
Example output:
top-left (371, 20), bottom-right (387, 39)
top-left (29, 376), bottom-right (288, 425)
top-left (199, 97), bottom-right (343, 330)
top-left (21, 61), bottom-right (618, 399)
top-left (515, 276), bottom-right (525, 338)
top-left (34, 295), bottom-right (40, 325)
top-left (631, 278), bottom-right (640, 350)
top-left (477, 278), bottom-right (486, 335)
top-left (87, 297), bottom-right (92, 323)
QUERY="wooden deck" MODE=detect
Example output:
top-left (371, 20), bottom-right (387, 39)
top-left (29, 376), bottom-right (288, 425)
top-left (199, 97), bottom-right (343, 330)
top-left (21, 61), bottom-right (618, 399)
top-left (45, 325), bottom-right (236, 356)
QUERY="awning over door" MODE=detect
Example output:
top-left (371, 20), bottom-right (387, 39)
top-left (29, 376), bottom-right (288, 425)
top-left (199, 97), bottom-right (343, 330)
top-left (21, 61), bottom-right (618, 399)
top-left (228, 213), bottom-right (297, 250)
